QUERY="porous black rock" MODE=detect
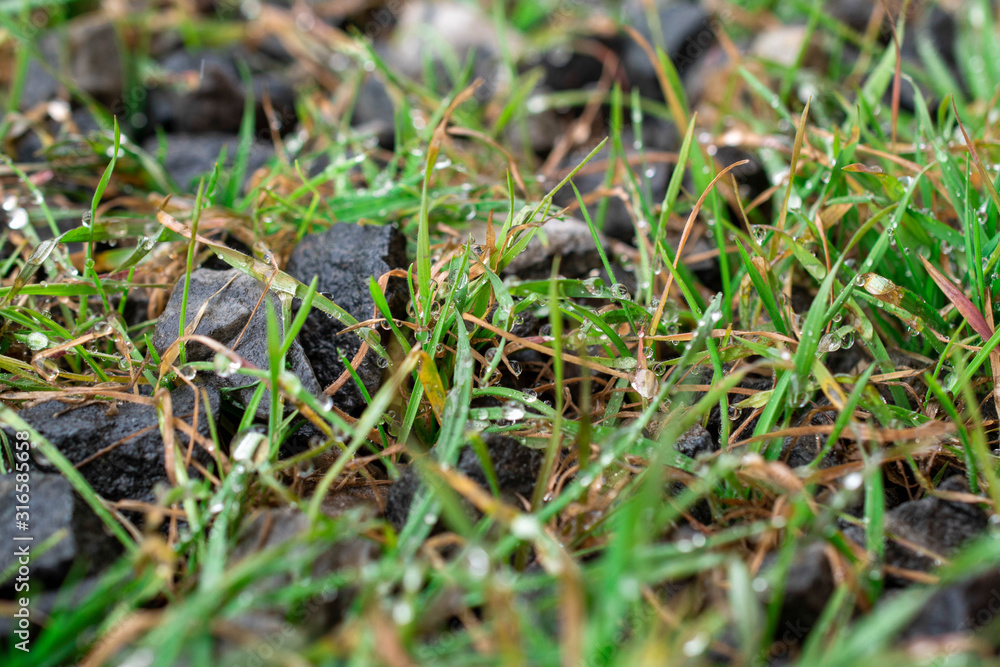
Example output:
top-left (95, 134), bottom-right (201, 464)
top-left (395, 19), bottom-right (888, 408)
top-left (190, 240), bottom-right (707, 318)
top-left (901, 569), bottom-right (1000, 641)
top-left (781, 409), bottom-right (840, 469)
top-left (351, 74), bottom-right (396, 149)
top-left (551, 123), bottom-right (675, 244)
top-left (230, 507), bottom-right (380, 635)
top-left (764, 542), bottom-right (836, 649)
top-left (673, 423), bottom-right (716, 460)
top-left (152, 268), bottom-right (320, 419)
top-left (147, 49), bottom-right (297, 136)
top-left (882, 475), bottom-right (990, 574)
top-left (499, 217), bottom-right (616, 281)
top-left (141, 133), bottom-right (275, 192)
top-left (284, 223), bottom-right (407, 416)
top-left (843, 475), bottom-right (990, 583)
top-left (621, 0), bottom-right (716, 100)
top-left (0, 474), bottom-right (121, 596)
top-left (385, 434), bottom-right (545, 532)
top-left (6, 386), bottom-right (219, 503)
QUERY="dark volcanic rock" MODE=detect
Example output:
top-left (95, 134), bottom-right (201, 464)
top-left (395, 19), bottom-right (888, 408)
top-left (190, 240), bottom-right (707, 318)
top-left (152, 268), bottom-right (320, 419)
top-left (351, 74), bottom-right (396, 149)
top-left (0, 474), bottom-right (121, 595)
top-left (7, 386), bottom-right (219, 503)
top-left (672, 423), bottom-right (716, 460)
top-left (20, 36), bottom-right (61, 112)
top-left (66, 16), bottom-right (124, 107)
top-left (230, 507), bottom-right (380, 635)
top-left (284, 223), bottom-right (407, 416)
top-left (551, 123), bottom-right (675, 244)
top-left (781, 409), bottom-right (839, 469)
top-left (882, 475), bottom-right (990, 574)
top-left (385, 434), bottom-right (544, 532)
top-left (768, 542), bottom-right (836, 646)
top-left (901, 569), bottom-right (1000, 641)
top-left (622, 0), bottom-right (716, 100)
top-left (149, 51), bottom-right (243, 133)
top-left (843, 475), bottom-right (990, 583)
top-left (20, 16), bottom-right (123, 111)
top-left (500, 217), bottom-right (615, 281)
top-left (141, 133), bottom-right (275, 192)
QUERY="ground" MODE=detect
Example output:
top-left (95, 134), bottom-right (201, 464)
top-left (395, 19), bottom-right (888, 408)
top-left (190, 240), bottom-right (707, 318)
top-left (1, 0), bottom-right (1000, 665)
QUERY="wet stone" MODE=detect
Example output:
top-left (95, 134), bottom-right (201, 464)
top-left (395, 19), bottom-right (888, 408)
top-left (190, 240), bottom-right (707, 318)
top-left (0, 474), bottom-right (121, 596)
top-left (284, 223), bottom-right (407, 416)
top-left (147, 49), bottom-right (297, 136)
top-left (673, 423), bottom-right (716, 460)
top-left (621, 0), bottom-right (717, 100)
top-left (765, 542), bottom-right (836, 652)
top-left (499, 217), bottom-right (617, 281)
top-left (551, 122), bottom-right (676, 244)
top-left (5, 386), bottom-right (219, 503)
top-left (152, 268), bottom-right (320, 419)
top-left (230, 507), bottom-right (380, 635)
top-left (882, 475), bottom-right (990, 575)
top-left (385, 434), bottom-right (544, 532)
top-left (141, 133), bottom-right (275, 193)
top-left (350, 74), bottom-right (396, 149)
top-left (781, 410), bottom-right (839, 469)
top-left (901, 569), bottom-right (1000, 642)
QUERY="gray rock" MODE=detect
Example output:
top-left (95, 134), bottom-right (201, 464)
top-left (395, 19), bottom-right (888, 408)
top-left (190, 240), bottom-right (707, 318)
top-left (148, 51), bottom-right (244, 134)
top-left (5, 386), bottom-right (218, 503)
top-left (882, 475), bottom-right (990, 574)
top-left (146, 48), bottom-right (298, 137)
top-left (384, 0), bottom-right (510, 95)
top-left (66, 16), bottom-right (124, 107)
top-left (842, 475), bottom-right (989, 583)
top-left (672, 423), bottom-right (716, 460)
top-left (385, 433), bottom-right (544, 532)
top-left (20, 36), bottom-right (60, 111)
top-left (284, 223), bottom-right (407, 416)
top-left (20, 17), bottom-right (123, 111)
top-left (0, 475), bottom-right (121, 595)
top-left (781, 410), bottom-right (839, 469)
top-left (551, 123), bottom-right (675, 244)
top-left (500, 217), bottom-right (615, 282)
top-left (763, 542), bottom-right (835, 652)
top-left (141, 133), bottom-right (274, 193)
top-left (230, 507), bottom-right (379, 634)
top-left (901, 569), bottom-right (1000, 641)
top-left (351, 74), bottom-right (396, 149)
top-left (152, 268), bottom-right (320, 419)
top-left (622, 0), bottom-right (716, 100)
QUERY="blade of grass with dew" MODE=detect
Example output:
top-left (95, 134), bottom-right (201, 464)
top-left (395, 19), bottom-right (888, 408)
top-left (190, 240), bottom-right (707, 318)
top-left (735, 240), bottom-right (789, 336)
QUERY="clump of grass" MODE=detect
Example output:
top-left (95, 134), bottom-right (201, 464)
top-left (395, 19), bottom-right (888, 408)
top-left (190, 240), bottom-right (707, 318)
top-left (2, 2), bottom-right (1000, 666)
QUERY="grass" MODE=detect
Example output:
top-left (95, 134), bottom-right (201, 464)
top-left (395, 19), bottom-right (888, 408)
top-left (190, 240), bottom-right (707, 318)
top-left (2, 0), bottom-right (1000, 665)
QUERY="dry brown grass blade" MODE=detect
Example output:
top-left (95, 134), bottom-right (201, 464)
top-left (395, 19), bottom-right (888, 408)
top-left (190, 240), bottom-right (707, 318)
top-left (78, 610), bottom-right (164, 667)
top-left (447, 127), bottom-right (528, 196)
top-left (154, 387), bottom-right (177, 488)
top-left (953, 100), bottom-right (1000, 216)
top-left (775, 97), bottom-right (811, 236)
top-left (622, 25), bottom-right (687, 131)
top-left (882, 0), bottom-right (905, 146)
top-left (649, 159), bottom-right (749, 335)
top-left (463, 313), bottom-right (631, 380)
